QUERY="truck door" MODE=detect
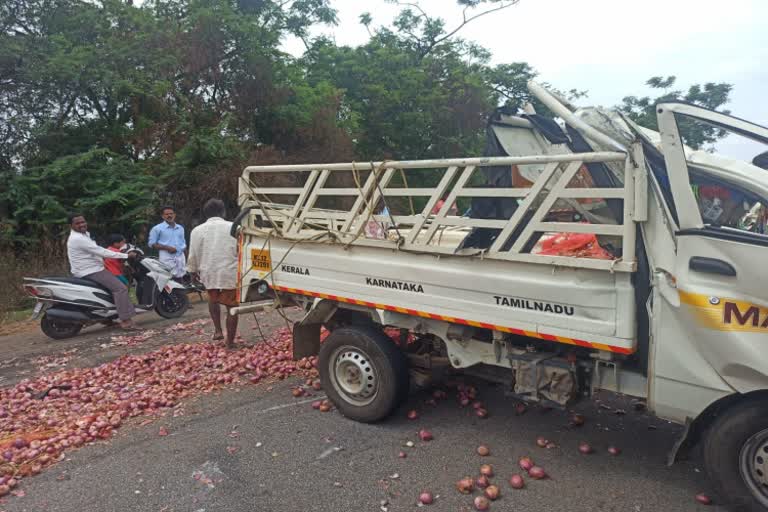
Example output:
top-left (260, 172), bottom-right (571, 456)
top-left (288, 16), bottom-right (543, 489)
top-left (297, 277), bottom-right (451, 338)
top-left (654, 103), bottom-right (768, 404)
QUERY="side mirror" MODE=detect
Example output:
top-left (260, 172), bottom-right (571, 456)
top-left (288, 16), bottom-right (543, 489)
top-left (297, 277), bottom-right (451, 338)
top-left (230, 207), bottom-right (252, 238)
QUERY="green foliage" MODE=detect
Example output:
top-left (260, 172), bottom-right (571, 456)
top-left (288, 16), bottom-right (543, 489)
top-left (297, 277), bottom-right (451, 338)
top-left (0, 0), bottom-right (340, 244)
top-left (303, 36), bottom-right (496, 160)
top-left (618, 76), bottom-right (733, 149)
top-left (5, 148), bottom-right (156, 244)
top-left (0, 0), bottom-right (736, 256)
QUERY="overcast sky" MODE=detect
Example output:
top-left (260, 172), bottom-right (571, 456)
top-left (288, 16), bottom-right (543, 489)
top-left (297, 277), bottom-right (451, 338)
top-left (282, 0), bottom-right (768, 159)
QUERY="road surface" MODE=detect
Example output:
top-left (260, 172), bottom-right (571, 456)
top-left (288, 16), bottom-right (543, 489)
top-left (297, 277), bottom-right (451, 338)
top-left (0, 306), bottom-right (722, 512)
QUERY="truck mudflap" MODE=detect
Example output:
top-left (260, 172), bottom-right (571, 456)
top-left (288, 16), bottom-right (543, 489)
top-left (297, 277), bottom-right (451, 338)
top-left (292, 323), bottom-right (321, 360)
top-left (667, 418), bottom-right (694, 466)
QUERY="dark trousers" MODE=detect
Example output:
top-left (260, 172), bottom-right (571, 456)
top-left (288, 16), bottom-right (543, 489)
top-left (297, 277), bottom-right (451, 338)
top-left (85, 269), bottom-right (136, 321)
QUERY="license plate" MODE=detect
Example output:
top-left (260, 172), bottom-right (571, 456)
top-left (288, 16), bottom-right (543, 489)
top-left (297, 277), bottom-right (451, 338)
top-left (251, 249), bottom-right (272, 272)
top-left (31, 302), bottom-right (44, 320)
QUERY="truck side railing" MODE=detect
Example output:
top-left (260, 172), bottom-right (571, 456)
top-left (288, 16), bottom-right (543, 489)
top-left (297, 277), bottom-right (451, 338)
top-left (239, 145), bottom-right (647, 272)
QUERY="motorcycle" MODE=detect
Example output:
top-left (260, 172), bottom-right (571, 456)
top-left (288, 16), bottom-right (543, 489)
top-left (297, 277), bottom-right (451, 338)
top-left (23, 245), bottom-right (190, 339)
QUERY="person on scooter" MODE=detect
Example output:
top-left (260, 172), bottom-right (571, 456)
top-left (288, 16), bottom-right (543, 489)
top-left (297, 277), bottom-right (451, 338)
top-left (148, 206), bottom-right (187, 279)
top-left (104, 234), bottom-right (129, 285)
top-left (187, 199), bottom-right (239, 348)
top-left (66, 213), bottom-right (139, 331)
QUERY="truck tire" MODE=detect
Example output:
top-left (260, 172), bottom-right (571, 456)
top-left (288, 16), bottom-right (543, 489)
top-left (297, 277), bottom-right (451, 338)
top-left (40, 314), bottom-right (83, 340)
top-left (703, 398), bottom-right (768, 512)
top-left (319, 325), bottom-right (409, 423)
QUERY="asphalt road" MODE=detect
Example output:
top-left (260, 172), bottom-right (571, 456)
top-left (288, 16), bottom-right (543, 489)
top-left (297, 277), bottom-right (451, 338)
top-left (0, 307), bottom-right (724, 512)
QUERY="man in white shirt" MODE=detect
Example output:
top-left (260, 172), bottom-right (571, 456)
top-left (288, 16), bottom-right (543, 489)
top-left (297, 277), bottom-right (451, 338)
top-left (187, 199), bottom-right (239, 348)
top-left (66, 213), bottom-right (139, 330)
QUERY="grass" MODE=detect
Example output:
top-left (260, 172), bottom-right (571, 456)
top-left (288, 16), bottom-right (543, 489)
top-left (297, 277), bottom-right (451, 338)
top-left (0, 308), bottom-right (34, 325)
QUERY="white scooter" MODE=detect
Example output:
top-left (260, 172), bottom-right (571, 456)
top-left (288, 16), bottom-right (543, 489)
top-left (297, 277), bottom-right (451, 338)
top-left (23, 246), bottom-right (190, 339)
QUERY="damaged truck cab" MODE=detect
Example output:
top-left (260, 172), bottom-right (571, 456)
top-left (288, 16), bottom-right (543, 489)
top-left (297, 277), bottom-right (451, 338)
top-left (232, 82), bottom-right (768, 511)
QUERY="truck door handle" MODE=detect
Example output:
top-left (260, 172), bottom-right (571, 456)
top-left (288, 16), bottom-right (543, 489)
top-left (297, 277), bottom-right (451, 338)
top-left (689, 257), bottom-right (737, 277)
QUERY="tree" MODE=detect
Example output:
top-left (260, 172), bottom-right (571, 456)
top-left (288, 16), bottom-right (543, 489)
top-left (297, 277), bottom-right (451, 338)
top-left (5, 149), bottom-right (156, 245)
top-left (0, 0), bottom-right (738, 253)
top-left (302, 37), bottom-right (496, 161)
top-left (382, 0), bottom-right (519, 59)
top-left (618, 76), bottom-right (733, 149)
top-left (0, 0), bottom-right (343, 245)
top-left (302, 0), bottom-right (527, 161)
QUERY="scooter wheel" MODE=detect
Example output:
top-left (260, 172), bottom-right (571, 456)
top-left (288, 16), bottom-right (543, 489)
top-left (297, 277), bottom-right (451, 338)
top-left (155, 289), bottom-right (189, 319)
top-left (40, 314), bottom-right (83, 340)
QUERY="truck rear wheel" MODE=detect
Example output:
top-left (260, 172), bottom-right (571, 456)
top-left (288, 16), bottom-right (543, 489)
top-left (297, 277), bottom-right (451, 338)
top-left (703, 398), bottom-right (768, 512)
top-left (319, 325), bottom-right (409, 423)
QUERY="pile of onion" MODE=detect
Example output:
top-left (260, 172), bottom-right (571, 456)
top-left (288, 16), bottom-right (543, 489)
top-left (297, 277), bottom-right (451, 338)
top-left (0, 326), bottom-right (315, 490)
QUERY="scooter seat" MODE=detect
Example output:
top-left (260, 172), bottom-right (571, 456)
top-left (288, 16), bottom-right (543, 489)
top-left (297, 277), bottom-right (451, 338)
top-left (41, 276), bottom-right (113, 294)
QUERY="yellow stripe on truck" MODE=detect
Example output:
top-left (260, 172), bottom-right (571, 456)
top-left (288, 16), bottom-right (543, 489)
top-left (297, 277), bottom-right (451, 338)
top-left (680, 290), bottom-right (768, 334)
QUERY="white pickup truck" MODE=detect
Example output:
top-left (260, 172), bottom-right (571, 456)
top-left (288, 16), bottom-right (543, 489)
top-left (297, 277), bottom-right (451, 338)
top-left (232, 82), bottom-right (768, 511)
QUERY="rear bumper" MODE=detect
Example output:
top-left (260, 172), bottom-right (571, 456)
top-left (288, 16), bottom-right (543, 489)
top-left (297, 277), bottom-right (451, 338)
top-left (229, 300), bottom-right (272, 316)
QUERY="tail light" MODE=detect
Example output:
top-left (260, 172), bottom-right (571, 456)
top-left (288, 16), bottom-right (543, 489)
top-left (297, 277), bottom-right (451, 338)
top-left (244, 280), bottom-right (273, 302)
top-left (25, 286), bottom-right (51, 298)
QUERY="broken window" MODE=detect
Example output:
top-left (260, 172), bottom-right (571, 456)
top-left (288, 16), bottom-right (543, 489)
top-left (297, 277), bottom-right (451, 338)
top-left (690, 171), bottom-right (767, 235)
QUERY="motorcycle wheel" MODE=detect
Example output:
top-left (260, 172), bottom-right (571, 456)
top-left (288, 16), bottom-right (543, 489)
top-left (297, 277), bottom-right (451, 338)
top-left (155, 289), bottom-right (189, 319)
top-left (40, 314), bottom-right (83, 340)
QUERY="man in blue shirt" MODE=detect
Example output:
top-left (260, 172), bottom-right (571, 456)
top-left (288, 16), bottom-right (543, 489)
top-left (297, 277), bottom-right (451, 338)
top-left (148, 206), bottom-right (187, 278)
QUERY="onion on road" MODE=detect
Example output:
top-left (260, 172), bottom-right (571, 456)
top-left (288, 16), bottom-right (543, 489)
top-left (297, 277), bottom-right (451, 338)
top-left (509, 474), bottom-right (525, 489)
top-left (419, 491), bottom-right (434, 505)
top-left (484, 484), bottom-right (500, 501)
top-left (476, 475), bottom-right (490, 489)
top-left (474, 496), bottom-right (490, 510)
top-left (456, 477), bottom-right (474, 494)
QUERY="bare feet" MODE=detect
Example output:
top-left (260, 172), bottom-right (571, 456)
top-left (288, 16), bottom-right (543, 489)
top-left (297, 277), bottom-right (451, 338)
top-left (119, 320), bottom-right (143, 331)
top-left (212, 331), bottom-right (224, 341)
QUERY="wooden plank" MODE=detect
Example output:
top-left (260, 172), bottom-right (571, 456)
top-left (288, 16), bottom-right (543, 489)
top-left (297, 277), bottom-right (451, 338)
top-left (340, 168), bottom-right (379, 233)
top-left (242, 152), bottom-right (626, 174)
top-left (381, 188), bottom-right (439, 197)
top-left (489, 161), bottom-right (562, 253)
top-left (419, 166), bottom-right (476, 246)
top-left (509, 161), bottom-right (584, 253)
top-left (533, 222), bottom-right (624, 236)
top-left (436, 217), bottom-right (508, 229)
top-left (407, 166), bottom-right (459, 244)
top-left (284, 170), bottom-right (320, 234)
top-left (454, 188), bottom-right (529, 198)
top-left (558, 189), bottom-right (625, 199)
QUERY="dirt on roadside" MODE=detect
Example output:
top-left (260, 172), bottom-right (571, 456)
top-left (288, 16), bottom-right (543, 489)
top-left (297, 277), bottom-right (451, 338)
top-left (0, 318), bottom-right (38, 338)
